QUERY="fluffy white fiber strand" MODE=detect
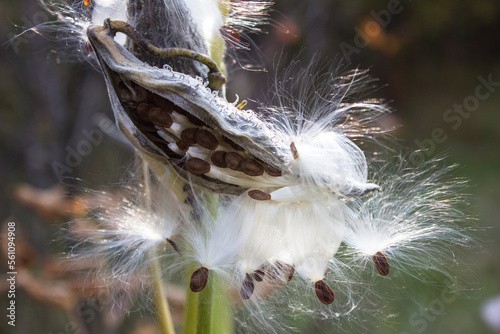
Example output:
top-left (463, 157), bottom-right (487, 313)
top-left (288, 130), bottom-right (375, 197)
top-left (265, 62), bottom-right (388, 200)
top-left (91, 0), bottom-right (127, 26)
top-left (235, 196), bottom-right (292, 274)
top-left (186, 195), bottom-right (248, 274)
top-left (343, 158), bottom-right (471, 280)
top-left (68, 177), bottom-right (186, 289)
top-left (182, 0), bottom-right (224, 50)
top-left (284, 199), bottom-right (346, 283)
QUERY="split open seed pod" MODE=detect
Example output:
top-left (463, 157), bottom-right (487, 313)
top-left (86, 19), bottom-right (293, 196)
top-left (87, 19), bottom-right (378, 200)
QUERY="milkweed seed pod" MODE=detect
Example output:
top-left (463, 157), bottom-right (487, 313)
top-left (87, 19), bottom-right (382, 199)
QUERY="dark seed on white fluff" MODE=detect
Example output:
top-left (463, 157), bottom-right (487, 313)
top-left (265, 165), bottom-right (282, 177)
top-left (149, 108), bottom-right (173, 127)
top-left (185, 157), bottom-right (210, 175)
top-left (176, 141), bottom-right (189, 153)
top-left (181, 128), bottom-right (199, 145)
top-left (267, 261), bottom-right (285, 279)
top-left (195, 129), bottom-right (219, 150)
top-left (225, 152), bottom-right (243, 170)
top-left (241, 158), bottom-right (264, 176)
top-left (287, 266), bottom-right (295, 282)
top-left (240, 273), bottom-right (255, 300)
top-left (290, 141), bottom-right (299, 159)
top-left (252, 269), bottom-right (265, 282)
top-left (248, 190), bottom-right (271, 201)
top-left (315, 280), bottom-right (335, 305)
top-left (211, 151), bottom-right (227, 168)
top-left (190, 267), bottom-right (209, 292)
top-left (166, 239), bottom-right (181, 255)
top-left (373, 251), bottom-right (390, 276)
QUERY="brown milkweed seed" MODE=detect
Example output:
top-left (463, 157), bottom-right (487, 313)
top-left (267, 261), bottom-right (283, 279)
top-left (252, 269), bottom-right (265, 282)
top-left (195, 129), bottom-right (219, 150)
top-left (131, 86), bottom-right (148, 103)
top-left (176, 141), bottom-right (189, 152)
top-left (136, 103), bottom-right (154, 118)
top-left (290, 142), bottom-right (299, 159)
top-left (153, 94), bottom-right (174, 111)
top-left (211, 151), bottom-right (227, 168)
top-left (240, 273), bottom-right (255, 300)
top-left (149, 108), bottom-right (173, 127)
top-left (241, 159), bottom-right (265, 176)
top-left (265, 165), bottom-right (282, 177)
top-left (225, 152), bottom-right (243, 170)
top-left (166, 239), bottom-right (181, 255)
top-left (287, 266), bottom-right (295, 282)
top-left (181, 128), bottom-right (199, 145)
top-left (373, 251), bottom-right (389, 276)
top-left (190, 267), bottom-right (209, 292)
top-left (186, 158), bottom-right (210, 175)
top-left (248, 190), bottom-right (271, 201)
top-left (315, 280), bottom-right (335, 305)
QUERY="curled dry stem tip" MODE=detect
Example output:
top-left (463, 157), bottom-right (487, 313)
top-left (102, 18), bottom-right (226, 91)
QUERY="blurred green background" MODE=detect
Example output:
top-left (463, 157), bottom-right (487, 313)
top-left (1, 0), bottom-right (499, 333)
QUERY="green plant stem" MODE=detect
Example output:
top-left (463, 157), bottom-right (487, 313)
top-left (151, 254), bottom-right (176, 334)
top-left (182, 193), bottom-right (233, 334)
top-left (208, 1), bottom-right (229, 94)
top-left (210, 1), bottom-right (230, 73)
top-left (183, 269), bottom-right (199, 334)
top-left (197, 276), bottom-right (215, 334)
top-left (192, 271), bottom-right (233, 334)
top-left (209, 274), bottom-right (233, 334)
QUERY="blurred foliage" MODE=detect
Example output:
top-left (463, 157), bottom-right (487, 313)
top-left (1, 0), bottom-right (499, 333)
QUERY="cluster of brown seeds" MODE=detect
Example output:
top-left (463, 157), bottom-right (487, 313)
top-left (189, 262), bottom-right (295, 301)
top-left (116, 80), bottom-right (284, 197)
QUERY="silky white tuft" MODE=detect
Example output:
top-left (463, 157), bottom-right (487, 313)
top-left (343, 157), bottom-right (472, 281)
top-left (67, 175), bottom-right (187, 291)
